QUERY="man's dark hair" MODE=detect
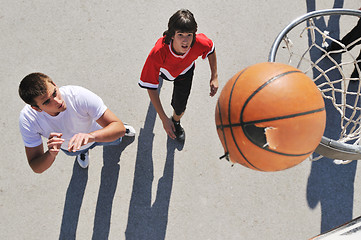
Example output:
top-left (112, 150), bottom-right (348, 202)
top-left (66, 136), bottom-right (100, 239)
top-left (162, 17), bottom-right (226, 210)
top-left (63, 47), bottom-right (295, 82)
top-left (19, 72), bottom-right (54, 107)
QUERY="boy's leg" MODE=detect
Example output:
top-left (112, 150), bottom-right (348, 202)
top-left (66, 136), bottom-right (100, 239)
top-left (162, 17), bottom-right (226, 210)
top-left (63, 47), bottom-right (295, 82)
top-left (170, 66), bottom-right (194, 141)
top-left (171, 66), bottom-right (195, 118)
top-left (172, 111), bottom-right (184, 121)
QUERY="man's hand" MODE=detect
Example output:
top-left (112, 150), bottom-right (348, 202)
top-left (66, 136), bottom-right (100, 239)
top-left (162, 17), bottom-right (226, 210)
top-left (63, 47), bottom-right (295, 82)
top-left (68, 133), bottom-right (96, 152)
top-left (162, 117), bottom-right (176, 139)
top-left (47, 133), bottom-right (64, 157)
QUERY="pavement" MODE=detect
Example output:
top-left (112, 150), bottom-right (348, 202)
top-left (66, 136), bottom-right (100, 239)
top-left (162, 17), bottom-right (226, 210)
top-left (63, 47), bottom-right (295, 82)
top-left (1, 0), bottom-right (361, 239)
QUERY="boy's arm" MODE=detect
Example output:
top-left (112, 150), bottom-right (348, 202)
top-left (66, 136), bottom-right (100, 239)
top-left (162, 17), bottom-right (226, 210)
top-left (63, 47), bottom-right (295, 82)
top-left (25, 133), bottom-right (64, 173)
top-left (147, 89), bottom-right (176, 139)
top-left (67, 109), bottom-right (126, 152)
top-left (208, 50), bottom-right (219, 97)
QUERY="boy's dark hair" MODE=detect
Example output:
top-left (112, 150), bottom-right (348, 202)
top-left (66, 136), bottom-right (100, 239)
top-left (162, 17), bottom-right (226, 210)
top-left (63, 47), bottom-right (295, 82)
top-left (163, 9), bottom-right (198, 46)
top-left (19, 72), bottom-right (54, 107)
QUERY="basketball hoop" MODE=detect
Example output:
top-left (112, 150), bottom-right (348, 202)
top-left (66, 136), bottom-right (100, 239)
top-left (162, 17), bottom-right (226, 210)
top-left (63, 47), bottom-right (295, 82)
top-left (268, 9), bottom-right (361, 161)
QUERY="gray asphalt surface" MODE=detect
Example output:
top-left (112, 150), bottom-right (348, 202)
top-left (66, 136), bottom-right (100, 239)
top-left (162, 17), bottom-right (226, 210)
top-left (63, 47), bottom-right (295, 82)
top-left (1, 0), bottom-right (361, 239)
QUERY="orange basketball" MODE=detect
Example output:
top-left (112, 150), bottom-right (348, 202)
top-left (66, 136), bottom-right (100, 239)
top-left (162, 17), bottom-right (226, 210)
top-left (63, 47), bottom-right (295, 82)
top-left (215, 62), bottom-right (326, 171)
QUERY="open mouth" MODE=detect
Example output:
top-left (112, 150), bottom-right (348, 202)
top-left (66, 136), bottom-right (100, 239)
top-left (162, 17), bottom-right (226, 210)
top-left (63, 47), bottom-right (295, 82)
top-left (58, 102), bottom-right (64, 109)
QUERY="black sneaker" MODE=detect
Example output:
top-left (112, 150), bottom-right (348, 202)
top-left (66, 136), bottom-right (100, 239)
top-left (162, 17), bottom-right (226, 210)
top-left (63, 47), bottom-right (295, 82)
top-left (172, 118), bottom-right (185, 141)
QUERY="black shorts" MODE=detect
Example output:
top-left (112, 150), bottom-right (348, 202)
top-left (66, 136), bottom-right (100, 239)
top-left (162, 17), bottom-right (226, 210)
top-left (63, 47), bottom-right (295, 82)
top-left (171, 65), bottom-right (195, 116)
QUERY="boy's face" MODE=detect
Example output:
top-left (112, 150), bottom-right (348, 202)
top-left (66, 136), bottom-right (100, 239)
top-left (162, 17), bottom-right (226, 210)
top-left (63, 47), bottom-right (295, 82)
top-left (171, 31), bottom-right (194, 55)
top-left (32, 81), bottom-right (67, 116)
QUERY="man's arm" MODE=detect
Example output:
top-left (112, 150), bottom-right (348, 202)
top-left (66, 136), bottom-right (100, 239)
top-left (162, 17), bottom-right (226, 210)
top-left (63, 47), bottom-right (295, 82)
top-left (208, 50), bottom-right (219, 97)
top-left (67, 109), bottom-right (125, 152)
top-left (25, 132), bottom-right (64, 173)
top-left (147, 89), bottom-right (176, 139)
top-left (92, 109), bottom-right (125, 141)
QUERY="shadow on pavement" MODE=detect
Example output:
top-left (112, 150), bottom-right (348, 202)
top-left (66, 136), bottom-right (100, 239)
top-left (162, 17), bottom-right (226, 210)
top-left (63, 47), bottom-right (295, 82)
top-left (306, 0), bottom-right (358, 234)
top-left (58, 136), bottom-right (135, 240)
top-left (125, 79), bottom-right (184, 240)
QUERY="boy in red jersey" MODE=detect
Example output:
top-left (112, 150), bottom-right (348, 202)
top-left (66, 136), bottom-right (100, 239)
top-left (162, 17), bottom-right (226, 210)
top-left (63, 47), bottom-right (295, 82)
top-left (139, 9), bottom-right (219, 141)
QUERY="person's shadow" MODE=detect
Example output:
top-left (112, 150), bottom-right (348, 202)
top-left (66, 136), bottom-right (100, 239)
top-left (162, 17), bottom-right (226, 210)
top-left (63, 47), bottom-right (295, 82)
top-left (306, 0), bottom-right (358, 234)
top-left (92, 136), bottom-right (135, 239)
top-left (58, 160), bottom-right (88, 240)
top-left (58, 135), bottom-right (135, 240)
top-left (125, 79), bottom-right (184, 240)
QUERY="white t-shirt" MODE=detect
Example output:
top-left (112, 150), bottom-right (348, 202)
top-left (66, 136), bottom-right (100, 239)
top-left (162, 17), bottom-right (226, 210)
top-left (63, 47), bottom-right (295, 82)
top-left (19, 85), bottom-right (107, 151)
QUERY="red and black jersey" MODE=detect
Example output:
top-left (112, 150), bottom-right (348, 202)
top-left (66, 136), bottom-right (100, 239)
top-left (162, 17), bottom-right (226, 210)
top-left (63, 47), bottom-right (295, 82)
top-left (139, 33), bottom-right (214, 89)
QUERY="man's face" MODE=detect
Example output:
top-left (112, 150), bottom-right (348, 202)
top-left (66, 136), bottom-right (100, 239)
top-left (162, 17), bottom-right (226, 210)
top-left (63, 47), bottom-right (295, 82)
top-left (32, 81), bottom-right (66, 116)
top-left (171, 31), bottom-right (194, 55)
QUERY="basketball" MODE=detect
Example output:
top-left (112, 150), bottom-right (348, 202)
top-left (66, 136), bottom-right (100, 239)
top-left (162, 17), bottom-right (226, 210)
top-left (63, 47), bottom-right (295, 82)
top-left (215, 62), bottom-right (326, 171)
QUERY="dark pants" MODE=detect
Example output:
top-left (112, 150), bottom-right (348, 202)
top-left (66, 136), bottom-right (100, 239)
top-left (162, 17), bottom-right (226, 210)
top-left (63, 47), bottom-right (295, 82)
top-left (171, 65), bottom-right (195, 116)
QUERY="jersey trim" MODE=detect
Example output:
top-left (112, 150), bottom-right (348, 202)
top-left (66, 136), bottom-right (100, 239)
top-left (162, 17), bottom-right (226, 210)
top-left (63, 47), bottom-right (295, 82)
top-left (168, 41), bottom-right (191, 59)
top-left (160, 61), bottom-right (195, 81)
top-left (206, 44), bottom-right (215, 58)
top-left (138, 79), bottom-right (159, 89)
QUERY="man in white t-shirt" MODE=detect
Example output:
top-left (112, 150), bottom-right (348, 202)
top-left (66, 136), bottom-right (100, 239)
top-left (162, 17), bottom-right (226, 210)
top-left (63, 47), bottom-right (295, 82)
top-left (18, 72), bottom-right (135, 172)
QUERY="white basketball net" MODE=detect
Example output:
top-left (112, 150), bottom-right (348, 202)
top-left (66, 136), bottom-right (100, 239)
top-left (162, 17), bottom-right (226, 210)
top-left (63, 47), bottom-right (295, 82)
top-left (275, 16), bottom-right (361, 161)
